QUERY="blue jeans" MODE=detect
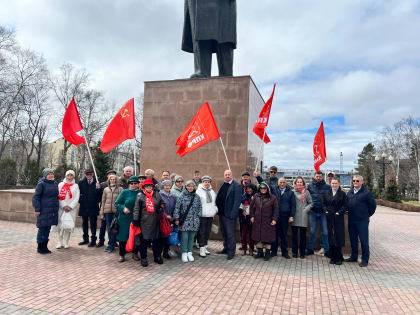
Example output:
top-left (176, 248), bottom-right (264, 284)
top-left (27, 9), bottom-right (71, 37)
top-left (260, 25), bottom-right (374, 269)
top-left (309, 212), bottom-right (329, 252)
top-left (105, 213), bottom-right (116, 249)
top-left (348, 219), bottom-right (370, 263)
top-left (37, 226), bottom-right (51, 244)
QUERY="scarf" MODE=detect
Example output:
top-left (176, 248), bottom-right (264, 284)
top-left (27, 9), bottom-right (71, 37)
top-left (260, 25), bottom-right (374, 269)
top-left (144, 189), bottom-right (155, 213)
top-left (59, 182), bottom-right (73, 200)
top-left (202, 186), bottom-right (213, 203)
top-left (332, 189), bottom-right (338, 197)
top-left (293, 185), bottom-right (306, 203)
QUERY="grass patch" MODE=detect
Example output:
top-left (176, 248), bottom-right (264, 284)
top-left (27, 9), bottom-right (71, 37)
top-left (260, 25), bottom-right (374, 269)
top-left (402, 200), bottom-right (420, 207)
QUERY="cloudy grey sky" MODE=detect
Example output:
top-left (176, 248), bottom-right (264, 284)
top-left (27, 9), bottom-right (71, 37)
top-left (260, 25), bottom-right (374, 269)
top-left (1, 0), bottom-right (420, 171)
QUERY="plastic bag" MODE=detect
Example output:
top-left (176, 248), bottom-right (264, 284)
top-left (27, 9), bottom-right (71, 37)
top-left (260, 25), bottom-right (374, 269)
top-left (167, 226), bottom-right (179, 245)
top-left (61, 211), bottom-right (74, 229)
top-left (126, 223), bottom-right (141, 252)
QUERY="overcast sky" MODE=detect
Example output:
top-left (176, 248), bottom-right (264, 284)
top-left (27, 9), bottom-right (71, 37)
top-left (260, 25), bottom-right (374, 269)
top-left (1, 0), bottom-right (419, 171)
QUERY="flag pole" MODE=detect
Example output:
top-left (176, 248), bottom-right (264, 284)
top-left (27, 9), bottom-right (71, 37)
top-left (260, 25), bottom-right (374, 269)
top-left (254, 127), bottom-right (266, 172)
top-left (133, 139), bottom-right (137, 176)
top-left (84, 139), bottom-right (99, 183)
top-left (219, 137), bottom-right (231, 170)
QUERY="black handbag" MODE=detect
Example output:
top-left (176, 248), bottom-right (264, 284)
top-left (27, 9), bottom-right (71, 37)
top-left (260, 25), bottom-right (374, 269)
top-left (110, 216), bottom-right (119, 235)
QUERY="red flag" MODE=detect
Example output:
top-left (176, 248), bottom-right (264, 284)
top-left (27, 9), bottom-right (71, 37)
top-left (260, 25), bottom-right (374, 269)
top-left (100, 98), bottom-right (135, 153)
top-left (175, 102), bottom-right (220, 157)
top-left (313, 121), bottom-right (327, 171)
top-left (62, 98), bottom-right (86, 146)
top-left (253, 83), bottom-right (276, 143)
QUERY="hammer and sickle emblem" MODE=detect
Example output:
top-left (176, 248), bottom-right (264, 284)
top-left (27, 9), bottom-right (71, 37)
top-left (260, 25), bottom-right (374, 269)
top-left (120, 109), bottom-right (129, 118)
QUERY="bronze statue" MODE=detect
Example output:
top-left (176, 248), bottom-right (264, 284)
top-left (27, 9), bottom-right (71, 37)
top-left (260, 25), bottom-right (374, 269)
top-left (182, 0), bottom-right (237, 78)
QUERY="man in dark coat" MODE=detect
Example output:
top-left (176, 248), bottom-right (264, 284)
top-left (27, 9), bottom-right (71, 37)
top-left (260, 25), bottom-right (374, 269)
top-left (182, 0), bottom-right (237, 78)
top-left (78, 169), bottom-right (101, 247)
top-left (271, 177), bottom-right (296, 258)
top-left (306, 171), bottom-right (331, 256)
top-left (345, 175), bottom-right (376, 267)
top-left (215, 169), bottom-right (242, 260)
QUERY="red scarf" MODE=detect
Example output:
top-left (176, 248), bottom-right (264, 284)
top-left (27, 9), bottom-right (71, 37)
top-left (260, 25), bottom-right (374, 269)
top-left (59, 183), bottom-right (73, 200)
top-left (144, 189), bottom-right (154, 213)
top-left (293, 185), bottom-right (306, 204)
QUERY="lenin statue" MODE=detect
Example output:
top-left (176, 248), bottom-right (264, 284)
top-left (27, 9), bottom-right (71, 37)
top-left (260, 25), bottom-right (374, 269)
top-left (182, 0), bottom-right (237, 78)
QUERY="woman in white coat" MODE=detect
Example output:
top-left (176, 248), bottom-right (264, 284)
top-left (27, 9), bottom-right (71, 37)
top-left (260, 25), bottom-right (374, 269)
top-left (56, 170), bottom-right (80, 248)
top-left (196, 175), bottom-right (217, 257)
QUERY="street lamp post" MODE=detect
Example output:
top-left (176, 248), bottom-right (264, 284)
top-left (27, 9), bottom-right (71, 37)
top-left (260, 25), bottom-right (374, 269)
top-left (375, 152), bottom-right (393, 190)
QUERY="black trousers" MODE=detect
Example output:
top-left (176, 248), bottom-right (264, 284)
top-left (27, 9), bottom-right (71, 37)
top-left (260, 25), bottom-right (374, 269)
top-left (98, 218), bottom-right (107, 244)
top-left (119, 241), bottom-right (127, 256)
top-left (139, 236), bottom-right (161, 259)
top-left (198, 217), bottom-right (213, 247)
top-left (271, 216), bottom-right (289, 256)
top-left (159, 237), bottom-right (169, 255)
top-left (292, 226), bottom-right (307, 255)
top-left (219, 216), bottom-right (237, 256)
top-left (329, 245), bottom-right (343, 262)
top-left (82, 216), bottom-right (97, 242)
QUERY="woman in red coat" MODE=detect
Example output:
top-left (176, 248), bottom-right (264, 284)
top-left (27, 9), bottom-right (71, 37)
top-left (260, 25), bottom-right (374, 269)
top-left (250, 182), bottom-right (279, 261)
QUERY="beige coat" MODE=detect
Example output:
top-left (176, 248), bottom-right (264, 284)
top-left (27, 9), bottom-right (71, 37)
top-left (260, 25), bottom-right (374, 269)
top-left (100, 185), bottom-right (123, 217)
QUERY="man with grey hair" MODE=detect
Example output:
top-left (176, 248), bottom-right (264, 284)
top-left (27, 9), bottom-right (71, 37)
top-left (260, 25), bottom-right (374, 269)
top-left (145, 169), bottom-right (159, 187)
top-left (120, 166), bottom-right (133, 189)
top-left (345, 175), bottom-right (376, 267)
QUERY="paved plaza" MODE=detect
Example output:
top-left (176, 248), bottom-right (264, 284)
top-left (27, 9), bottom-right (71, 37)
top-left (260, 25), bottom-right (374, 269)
top-left (0, 206), bottom-right (419, 314)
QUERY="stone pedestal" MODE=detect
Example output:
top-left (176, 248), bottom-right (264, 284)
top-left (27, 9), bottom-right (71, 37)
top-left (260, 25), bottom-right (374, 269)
top-left (141, 76), bottom-right (264, 187)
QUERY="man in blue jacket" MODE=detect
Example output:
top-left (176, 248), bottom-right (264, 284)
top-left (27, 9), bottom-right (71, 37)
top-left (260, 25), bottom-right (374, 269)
top-left (216, 169), bottom-right (242, 260)
top-left (271, 178), bottom-right (296, 258)
top-left (345, 175), bottom-right (376, 267)
top-left (307, 171), bottom-right (330, 256)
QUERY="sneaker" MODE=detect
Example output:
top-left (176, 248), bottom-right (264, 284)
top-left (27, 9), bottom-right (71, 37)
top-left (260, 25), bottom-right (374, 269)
top-left (64, 244), bottom-right (70, 249)
top-left (182, 253), bottom-right (188, 263)
top-left (204, 246), bottom-right (211, 255)
top-left (187, 252), bottom-right (195, 262)
top-left (199, 247), bottom-right (207, 257)
top-left (56, 243), bottom-right (62, 249)
top-left (168, 249), bottom-right (177, 257)
top-left (316, 248), bottom-right (325, 255)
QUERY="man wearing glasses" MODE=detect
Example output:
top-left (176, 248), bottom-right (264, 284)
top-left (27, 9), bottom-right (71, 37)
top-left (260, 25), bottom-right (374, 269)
top-left (345, 175), bottom-right (376, 267)
top-left (254, 166), bottom-right (279, 191)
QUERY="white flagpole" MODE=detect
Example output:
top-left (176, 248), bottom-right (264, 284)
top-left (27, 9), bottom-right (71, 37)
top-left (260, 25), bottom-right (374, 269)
top-left (254, 127), bottom-right (267, 173)
top-left (219, 137), bottom-right (231, 170)
top-left (133, 139), bottom-right (137, 176)
top-left (84, 140), bottom-right (99, 183)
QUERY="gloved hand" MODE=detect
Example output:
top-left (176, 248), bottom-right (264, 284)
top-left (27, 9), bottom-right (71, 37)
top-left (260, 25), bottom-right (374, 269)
top-left (132, 220), bottom-right (140, 227)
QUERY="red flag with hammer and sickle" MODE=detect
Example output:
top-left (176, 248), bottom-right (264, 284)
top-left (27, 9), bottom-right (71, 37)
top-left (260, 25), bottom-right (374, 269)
top-left (175, 102), bottom-right (220, 157)
top-left (100, 98), bottom-right (135, 152)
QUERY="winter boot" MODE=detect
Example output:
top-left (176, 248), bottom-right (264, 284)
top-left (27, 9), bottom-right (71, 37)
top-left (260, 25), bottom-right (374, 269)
top-left (56, 232), bottom-right (63, 249)
top-left (37, 243), bottom-right (44, 254)
top-left (44, 241), bottom-right (52, 254)
top-left (141, 258), bottom-right (148, 267)
top-left (254, 248), bottom-right (264, 259)
top-left (199, 247), bottom-right (207, 257)
top-left (264, 248), bottom-right (271, 261)
top-left (63, 231), bottom-right (71, 249)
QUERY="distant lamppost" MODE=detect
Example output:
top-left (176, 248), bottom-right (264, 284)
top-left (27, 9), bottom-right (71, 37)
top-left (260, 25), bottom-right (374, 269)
top-left (375, 153), bottom-right (393, 189)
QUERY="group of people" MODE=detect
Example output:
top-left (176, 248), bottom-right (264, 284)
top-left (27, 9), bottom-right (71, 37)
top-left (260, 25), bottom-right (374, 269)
top-left (32, 165), bottom-right (376, 268)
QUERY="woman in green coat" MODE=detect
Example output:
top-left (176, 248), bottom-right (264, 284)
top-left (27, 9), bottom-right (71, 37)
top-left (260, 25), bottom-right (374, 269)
top-left (114, 176), bottom-right (140, 262)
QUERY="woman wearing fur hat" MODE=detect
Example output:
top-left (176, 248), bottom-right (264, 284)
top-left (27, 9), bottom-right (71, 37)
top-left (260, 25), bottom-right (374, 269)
top-left (56, 170), bottom-right (80, 249)
top-left (32, 168), bottom-right (59, 254)
top-left (250, 182), bottom-right (279, 261)
top-left (174, 180), bottom-right (202, 263)
top-left (100, 174), bottom-right (123, 253)
top-left (196, 175), bottom-right (217, 257)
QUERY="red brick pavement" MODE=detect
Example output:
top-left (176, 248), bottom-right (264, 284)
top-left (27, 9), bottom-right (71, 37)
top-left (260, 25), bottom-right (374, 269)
top-left (0, 206), bottom-right (419, 314)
